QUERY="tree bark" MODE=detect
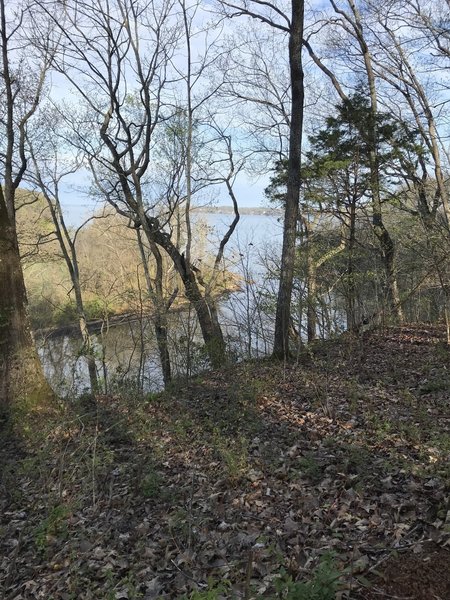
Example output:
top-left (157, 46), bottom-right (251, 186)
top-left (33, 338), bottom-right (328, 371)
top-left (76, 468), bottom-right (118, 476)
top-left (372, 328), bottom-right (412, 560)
top-left (136, 230), bottom-right (172, 387)
top-left (346, 201), bottom-right (357, 332)
top-left (0, 204), bottom-right (54, 424)
top-left (0, 0), bottom-right (54, 425)
top-left (273, 0), bottom-right (304, 359)
top-left (73, 281), bottom-right (99, 393)
top-left (139, 213), bottom-right (226, 369)
top-left (306, 241), bottom-right (317, 343)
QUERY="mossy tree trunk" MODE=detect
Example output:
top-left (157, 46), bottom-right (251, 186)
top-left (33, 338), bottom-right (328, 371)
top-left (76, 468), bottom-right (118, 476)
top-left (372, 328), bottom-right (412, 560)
top-left (0, 203), bottom-right (54, 423)
top-left (0, 0), bottom-right (54, 425)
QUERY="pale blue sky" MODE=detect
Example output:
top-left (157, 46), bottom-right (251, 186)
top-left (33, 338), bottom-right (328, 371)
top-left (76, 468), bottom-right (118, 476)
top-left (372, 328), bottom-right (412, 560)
top-left (58, 170), bottom-right (271, 226)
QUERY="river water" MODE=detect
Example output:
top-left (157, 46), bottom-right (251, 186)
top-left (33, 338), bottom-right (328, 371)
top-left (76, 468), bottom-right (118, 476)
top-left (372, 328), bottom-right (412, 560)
top-left (37, 213), bottom-right (283, 396)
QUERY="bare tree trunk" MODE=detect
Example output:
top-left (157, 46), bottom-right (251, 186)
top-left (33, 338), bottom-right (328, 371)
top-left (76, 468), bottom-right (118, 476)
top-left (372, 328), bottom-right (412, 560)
top-left (0, 207), bottom-right (54, 423)
top-left (273, 0), bottom-right (304, 359)
top-left (306, 245), bottom-right (317, 343)
top-left (136, 230), bottom-right (172, 386)
top-left (73, 281), bottom-right (99, 392)
top-left (32, 178), bottom-right (99, 394)
top-left (345, 0), bottom-right (404, 322)
top-left (56, 211), bottom-right (99, 393)
top-left (139, 213), bottom-right (226, 369)
top-left (346, 202), bottom-right (357, 332)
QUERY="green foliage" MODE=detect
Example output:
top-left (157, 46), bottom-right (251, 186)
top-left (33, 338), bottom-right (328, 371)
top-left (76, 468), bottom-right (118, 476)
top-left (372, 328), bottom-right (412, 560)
top-left (53, 298), bottom-right (106, 327)
top-left (104, 570), bottom-right (144, 600)
top-left (306, 88), bottom-right (423, 176)
top-left (53, 301), bottom-right (79, 327)
top-left (339, 443), bottom-right (372, 477)
top-left (419, 376), bottom-right (450, 394)
top-left (30, 296), bottom-right (109, 329)
top-left (28, 297), bottom-right (58, 329)
top-left (181, 579), bottom-right (232, 599)
top-left (273, 554), bottom-right (340, 600)
top-left (262, 89), bottom-right (430, 339)
top-left (296, 453), bottom-right (325, 483)
top-left (35, 504), bottom-right (71, 552)
top-left (168, 507), bottom-right (191, 542)
top-left (266, 88), bottom-right (424, 211)
top-left (212, 428), bottom-right (249, 483)
top-left (140, 466), bottom-right (164, 499)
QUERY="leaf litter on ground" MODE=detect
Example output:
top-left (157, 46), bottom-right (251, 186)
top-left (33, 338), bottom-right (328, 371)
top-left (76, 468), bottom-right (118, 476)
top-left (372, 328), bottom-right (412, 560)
top-left (0, 324), bottom-right (449, 599)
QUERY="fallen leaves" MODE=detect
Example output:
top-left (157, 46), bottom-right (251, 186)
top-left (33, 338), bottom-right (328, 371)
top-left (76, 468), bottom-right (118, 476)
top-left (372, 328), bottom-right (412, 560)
top-left (0, 325), bottom-right (449, 598)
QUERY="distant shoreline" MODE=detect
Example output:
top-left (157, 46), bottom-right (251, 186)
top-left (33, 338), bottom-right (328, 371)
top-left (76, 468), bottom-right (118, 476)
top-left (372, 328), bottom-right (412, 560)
top-left (34, 281), bottom-right (241, 340)
top-left (193, 205), bottom-right (282, 216)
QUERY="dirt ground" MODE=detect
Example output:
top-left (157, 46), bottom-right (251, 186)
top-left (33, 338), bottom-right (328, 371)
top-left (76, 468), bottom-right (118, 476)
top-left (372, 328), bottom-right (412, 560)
top-left (361, 544), bottom-right (450, 599)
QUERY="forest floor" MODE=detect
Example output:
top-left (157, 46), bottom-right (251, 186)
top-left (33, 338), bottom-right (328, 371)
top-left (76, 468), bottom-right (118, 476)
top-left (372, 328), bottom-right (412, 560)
top-left (1, 324), bottom-right (449, 599)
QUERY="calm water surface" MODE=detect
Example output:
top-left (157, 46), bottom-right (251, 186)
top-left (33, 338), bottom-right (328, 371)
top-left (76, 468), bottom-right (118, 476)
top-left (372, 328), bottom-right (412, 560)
top-left (38, 213), bottom-right (282, 396)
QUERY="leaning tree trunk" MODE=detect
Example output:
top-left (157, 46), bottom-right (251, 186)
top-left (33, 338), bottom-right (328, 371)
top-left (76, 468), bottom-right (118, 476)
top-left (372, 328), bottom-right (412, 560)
top-left (139, 213), bottom-right (226, 369)
top-left (182, 268), bottom-right (226, 369)
top-left (0, 209), bottom-right (54, 425)
top-left (273, 0), bottom-right (305, 359)
top-left (73, 281), bottom-right (99, 393)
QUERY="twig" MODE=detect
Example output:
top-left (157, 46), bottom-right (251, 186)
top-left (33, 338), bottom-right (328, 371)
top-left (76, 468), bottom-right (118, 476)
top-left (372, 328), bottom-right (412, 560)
top-left (91, 417), bottom-right (99, 510)
top-left (4, 530), bottom-right (22, 591)
top-left (170, 559), bottom-right (198, 584)
top-left (187, 471), bottom-right (195, 549)
top-left (244, 549), bottom-right (253, 600)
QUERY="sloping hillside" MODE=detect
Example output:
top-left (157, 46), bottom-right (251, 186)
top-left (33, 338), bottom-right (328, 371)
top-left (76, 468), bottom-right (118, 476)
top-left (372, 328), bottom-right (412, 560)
top-left (1, 325), bottom-right (449, 599)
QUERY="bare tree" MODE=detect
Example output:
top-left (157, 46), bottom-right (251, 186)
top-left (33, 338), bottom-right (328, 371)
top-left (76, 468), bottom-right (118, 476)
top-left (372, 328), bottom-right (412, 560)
top-left (135, 228), bottom-right (176, 386)
top-left (367, 0), bottom-right (450, 227)
top-left (26, 110), bottom-right (100, 392)
top-left (35, 0), bottom-right (243, 368)
top-left (301, 0), bottom-right (404, 321)
top-left (218, 24), bottom-right (291, 166)
top-left (219, 0), bottom-right (305, 359)
top-left (363, 0), bottom-right (450, 339)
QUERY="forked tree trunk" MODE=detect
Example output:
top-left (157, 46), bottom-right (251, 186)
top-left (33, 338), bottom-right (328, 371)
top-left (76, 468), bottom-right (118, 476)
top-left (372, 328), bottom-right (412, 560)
top-left (42, 191), bottom-right (99, 393)
top-left (139, 214), bottom-right (226, 369)
top-left (0, 208), bottom-right (54, 424)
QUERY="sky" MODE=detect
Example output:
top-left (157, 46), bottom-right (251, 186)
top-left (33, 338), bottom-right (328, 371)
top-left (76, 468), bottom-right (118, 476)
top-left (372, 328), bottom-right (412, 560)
top-left (59, 171), bottom-right (271, 227)
top-left (43, 2), bottom-right (277, 226)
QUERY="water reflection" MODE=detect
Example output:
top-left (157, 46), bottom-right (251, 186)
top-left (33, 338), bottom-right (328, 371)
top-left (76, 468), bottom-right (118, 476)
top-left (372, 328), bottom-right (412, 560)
top-left (37, 319), bottom-right (163, 397)
top-left (37, 213), bottom-right (281, 396)
top-left (37, 291), bottom-right (276, 397)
